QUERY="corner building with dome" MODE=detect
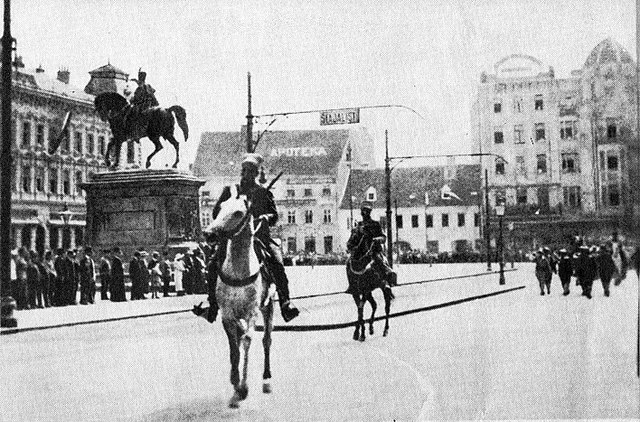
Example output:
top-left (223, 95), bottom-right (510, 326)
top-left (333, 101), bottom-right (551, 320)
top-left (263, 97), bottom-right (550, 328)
top-left (472, 38), bottom-right (639, 250)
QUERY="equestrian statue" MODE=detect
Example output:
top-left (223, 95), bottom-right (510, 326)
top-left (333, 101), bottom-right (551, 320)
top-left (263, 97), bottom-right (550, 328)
top-left (94, 69), bottom-right (188, 169)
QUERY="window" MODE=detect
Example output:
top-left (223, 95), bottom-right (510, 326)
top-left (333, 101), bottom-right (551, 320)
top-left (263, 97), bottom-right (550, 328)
top-left (74, 131), bottom-right (82, 154)
top-left (324, 236), bottom-right (333, 254)
top-left (516, 156), bottom-right (526, 177)
top-left (323, 209), bottom-right (332, 223)
top-left (536, 154), bottom-right (547, 174)
top-left (21, 121), bottom-right (31, 148)
top-left (608, 184), bottom-right (620, 206)
top-left (36, 124), bottom-right (45, 146)
top-left (127, 141), bottom-right (135, 163)
top-left (513, 125), bottom-right (524, 144)
top-left (287, 210), bottom-right (296, 224)
top-left (513, 97), bottom-right (523, 113)
top-left (606, 118), bottom-right (617, 139)
top-left (411, 215), bottom-right (419, 228)
top-left (562, 153), bottom-right (580, 173)
top-left (22, 165), bottom-right (31, 192)
top-left (474, 213), bottom-right (480, 227)
top-left (395, 215), bottom-right (403, 229)
top-left (425, 214), bottom-right (433, 228)
top-left (366, 186), bottom-right (377, 201)
top-left (60, 129), bottom-right (70, 154)
top-left (535, 123), bottom-right (546, 141)
top-left (75, 171), bottom-right (83, 195)
top-left (563, 186), bottom-right (581, 209)
top-left (304, 236), bottom-right (316, 253)
top-left (495, 158), bottom-right (505, 175)
top-left (457, 213), bottom-right (465, 227)
top-left (534, 94), bottom-right (543, 110)
top-left (304, 210), bottom-right (313, 224)
top-left (441, 214), bottom-right (449, 227)
top-left (494, 129), bottom-right (504, 144)
top-left (607, 154), bottom-right (619, 171)
top-left (35, 167), bottom-right (44, 192)
top-left (87, 134), bottom-right (95, 155)
top-left (49, 168), bottom-right (58, 194)
top-left (494, 100), bottom-right (502, 113)
top-left (286, 189), bottom-right (295, 198)
top-left (304, 188), bottom-right (312, 197)
top-left (62, 170), bottom-right (70, 195)
top-left (560, 121), bottom-right (576, 139)
top-left (516, 187), bottom-right (527, 205)
top-left (322, 187), bottom-right (331, 196)
top-left (287, 237), bottom-right (297, 254)
top-left (98, 136), bottom-right (106, 156)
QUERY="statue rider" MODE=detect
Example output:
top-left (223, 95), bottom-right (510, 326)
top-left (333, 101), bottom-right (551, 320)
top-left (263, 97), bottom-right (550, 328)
top-left (201, 153), bottom-right (300, 323)
top-left (346, 201), bottom-right (397, 294)
top-left (127, 68), bottom-right (159, 141)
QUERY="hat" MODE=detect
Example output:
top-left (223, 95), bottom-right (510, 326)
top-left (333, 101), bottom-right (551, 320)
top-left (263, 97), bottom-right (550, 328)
top-left (242, 153), bottom-right (263, 168)
top-left (137, 68), bottom-right (146, 81)
top-left (360, 201), bottom-right (373, 211)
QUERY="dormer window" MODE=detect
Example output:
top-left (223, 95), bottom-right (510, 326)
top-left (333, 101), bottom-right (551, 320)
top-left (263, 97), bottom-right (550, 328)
top-left (366, 186), bottom-right (377, 202)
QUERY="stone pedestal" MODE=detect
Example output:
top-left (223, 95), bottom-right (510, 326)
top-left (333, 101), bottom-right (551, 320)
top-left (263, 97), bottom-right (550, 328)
top-left (81, 169), bottom-right (205, 258)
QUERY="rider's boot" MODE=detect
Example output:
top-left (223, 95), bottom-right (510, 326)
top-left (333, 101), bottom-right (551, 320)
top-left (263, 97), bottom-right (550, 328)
top-left (271, 272), bottom-right (299, 323)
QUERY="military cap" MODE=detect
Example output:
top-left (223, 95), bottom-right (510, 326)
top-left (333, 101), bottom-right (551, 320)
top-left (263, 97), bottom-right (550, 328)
top-left (242, 153), bottom-right (264, 168)
top-left (360, 201), bottom-right (373, 211)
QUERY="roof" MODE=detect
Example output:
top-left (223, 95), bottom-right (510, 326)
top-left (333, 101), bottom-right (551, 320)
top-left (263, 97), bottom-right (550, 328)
top-left (13, 67), bottom-right (94, 102)
top-left (339, 164), bottom-right (482, 209)
top-left (193, 128), bottom-right (353, 179)
top-left (584, 38), bottom-right (634, 68)
top-left (88, 63), bottom-right (129, 78)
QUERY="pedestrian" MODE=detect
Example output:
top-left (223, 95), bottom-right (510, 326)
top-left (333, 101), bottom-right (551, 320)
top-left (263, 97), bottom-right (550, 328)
top-left (72, 249), bottom-right (81, 305)
top-left (139, 248), bottom-right (150, 298)
top-left (173, 253), bottom-right (185, 296)
top-left (110, 247), bottom-right (127, 302)
top-left (595, 244), bottom-right (615, 297)
top-left (148, 251), bottom-right (162, 299)
top-left (129, 251), bottom-right (142, 300)
top-left (9, 249), bottom-right (18, 303)
top-left (159, 250), bottom-right (172, 297)
top-left (575, 245), bottom-right (597, 299)
top-left (36, 251), bottom-right (51, 308)
top-left (99, 250), bottom-right (111, 301)
top-left (182, 252), bottom-right (193, 295)
top-left (15, 247), bottom-right (28, 310)
top-left (79, 247), bottom-right (97, 305)
top-left (557, 249), bottom-right (573, 296)
top-left (534, 248), bottom-right (552, 296)
top-left (52, 248), bottom-right (65, 306)
top-left (26, 250), bottom-right (42, 309)
top-left (192, 248), bottom-right (206, 294)
top-left (42, 250), bottom-right (56, 307)
top-left (61, 249), bottom-right (79, 305)
top-left (611, 232), bottom-right (627, 286)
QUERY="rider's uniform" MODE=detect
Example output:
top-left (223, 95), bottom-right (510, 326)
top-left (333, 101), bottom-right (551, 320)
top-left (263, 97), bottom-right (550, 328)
top-left (347, 217), bottom-right (395, 289)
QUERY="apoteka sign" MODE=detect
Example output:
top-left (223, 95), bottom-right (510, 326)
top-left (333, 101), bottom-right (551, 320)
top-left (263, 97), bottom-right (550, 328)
top-left (270, 147), bottom-right (328, 157)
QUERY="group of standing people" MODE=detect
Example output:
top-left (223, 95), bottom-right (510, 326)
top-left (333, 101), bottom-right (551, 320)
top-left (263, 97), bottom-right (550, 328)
top-left (9, 246), bottom-right (100, 310)
top-left (534, 233), bottom-right (630, 299)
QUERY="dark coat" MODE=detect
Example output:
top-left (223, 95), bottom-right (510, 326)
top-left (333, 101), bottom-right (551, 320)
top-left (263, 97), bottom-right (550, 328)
top-left (110, 256), bottom-right (126, 302)
top-left (558, 256), bottom-right (573, 280)
top-left (595, 252), bottom-right (616, 280)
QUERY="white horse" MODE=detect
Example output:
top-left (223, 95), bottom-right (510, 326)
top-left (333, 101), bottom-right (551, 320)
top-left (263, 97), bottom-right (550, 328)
top-left (204, 186), bottom-right (275, 408)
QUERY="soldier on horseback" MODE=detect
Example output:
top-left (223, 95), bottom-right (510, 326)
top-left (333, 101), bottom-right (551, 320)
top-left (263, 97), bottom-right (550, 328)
top-left (127, 69), bottom-right (159, 141)
top-left (346, 201), bottom-right (397, 294)
top-left (204, 153), bottom-right (300, 323)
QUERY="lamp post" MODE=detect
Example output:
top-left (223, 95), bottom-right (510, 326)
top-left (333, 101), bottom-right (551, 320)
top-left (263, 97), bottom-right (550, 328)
top-left (495, 204), bottom-right (506, 285)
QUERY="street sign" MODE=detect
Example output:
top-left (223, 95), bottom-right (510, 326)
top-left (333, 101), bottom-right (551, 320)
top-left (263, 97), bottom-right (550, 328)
top-left (320, 108), bottom-right (360, 126)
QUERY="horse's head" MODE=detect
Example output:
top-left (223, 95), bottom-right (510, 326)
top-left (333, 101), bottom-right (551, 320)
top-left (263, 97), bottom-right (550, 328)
top-left (94, 92), bottom-right (129, 121)
top-left (205, 185), bottom-right (251, 238)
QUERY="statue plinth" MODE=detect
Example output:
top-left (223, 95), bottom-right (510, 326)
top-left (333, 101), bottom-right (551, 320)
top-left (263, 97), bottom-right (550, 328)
top-left (81, 169), bottom-right (205, 258)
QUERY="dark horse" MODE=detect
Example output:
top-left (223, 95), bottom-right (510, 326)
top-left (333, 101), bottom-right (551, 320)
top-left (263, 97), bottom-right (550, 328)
top-left (94, 92), bottom-right (188, 169)
top-left (346, 228), bottom-right (393, 342)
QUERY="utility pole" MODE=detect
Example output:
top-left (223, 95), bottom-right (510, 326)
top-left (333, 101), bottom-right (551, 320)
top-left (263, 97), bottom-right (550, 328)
top-left (384, 130), bottom-right (393, 268)
top-left (246, 72), bottom-right (253, 153)
top-left (484, 168), bottom-right (492, 271)
top-left (0, 0), bottom-right (16, 328)
top-left (347, 142), bottom-right (353, 225)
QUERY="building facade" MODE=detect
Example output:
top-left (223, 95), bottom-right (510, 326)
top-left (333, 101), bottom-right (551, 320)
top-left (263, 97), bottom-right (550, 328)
top-left (472, 39), bottom-right (637, 249)
top-left (6, 60), bottom-right (140, 253)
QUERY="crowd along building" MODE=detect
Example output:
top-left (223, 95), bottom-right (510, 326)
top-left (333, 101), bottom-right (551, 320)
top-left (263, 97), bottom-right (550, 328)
top-left (472, 38), bottom-right (638, 250)
top-left (6, 59), bottom-right (140, 253)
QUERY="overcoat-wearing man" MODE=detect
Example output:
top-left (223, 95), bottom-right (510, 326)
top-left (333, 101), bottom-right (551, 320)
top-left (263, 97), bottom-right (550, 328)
top-left (79, 247), bottom-right (97, 305)
top-left (110, 248), bottom-right (126, 302)
top-left (129, 251), bottom-right (142, 300)
top-left (575, 246), bottom-right (597, 299)
top-left (595, 244), bottom-right (615, 297)
top-left (557, 249), bottom-right (573, 296)
top-left (61, 250), bottom-right (79, 305)
top-left (534, 249), bottom-right (553, 296)
top-left (99, 251), bottom-right (111, 301)
top-left (159, 251), bottom-right (172, 297)
top-left (204, 153), bottom-right (299, 323)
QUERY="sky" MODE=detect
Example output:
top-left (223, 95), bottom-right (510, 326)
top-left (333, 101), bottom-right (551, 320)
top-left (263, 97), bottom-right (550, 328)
top-left (11, 0), bottom-right (637, 168)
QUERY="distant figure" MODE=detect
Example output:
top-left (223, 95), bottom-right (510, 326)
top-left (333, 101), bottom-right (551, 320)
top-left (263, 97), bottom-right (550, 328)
top-left (534, 248), bottom-right (552, 296)
top-left (110, 248), bottom-right (127, 302)
top-left (159, 251), bottom-right (172, 297)
top-left (557, 249), bottom-right (573, 296)
top-left (173, 253), bottom-right (185, 296)
top-left (99, 250), bottom-right (111, 301)
top-left (129, 251), bottom-right (143, 301)
top-left (574, 246), bottom-right (597, 299)
top-left (148, 251), bottom-right (162, 299)
top-left (79, 247), bottom-right (96, 305)
top-left (595, 244), bottom-right (615, 297)
top-left (611, 232), bottom-right (627, 286)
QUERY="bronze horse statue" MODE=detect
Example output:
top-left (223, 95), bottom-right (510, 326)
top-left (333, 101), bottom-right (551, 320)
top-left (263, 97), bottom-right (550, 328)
top-left (346, 228), bottom-right (393, 341)
top-left (94, 92), bottom-right (188, 169)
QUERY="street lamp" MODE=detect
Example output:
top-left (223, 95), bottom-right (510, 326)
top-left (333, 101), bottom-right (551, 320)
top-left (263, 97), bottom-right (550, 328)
top-left (495, 204), bottom-right (506, 285)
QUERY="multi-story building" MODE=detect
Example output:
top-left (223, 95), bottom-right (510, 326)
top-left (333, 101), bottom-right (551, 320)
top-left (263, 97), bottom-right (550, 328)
top-left (337, 164), bottom-right (482, 255)
top-left (7, 59), bottom-right (139, 253)
top-left (472, 39), bottom-right (637, 249)
top-left (193, 127), bottom-right (375, 255)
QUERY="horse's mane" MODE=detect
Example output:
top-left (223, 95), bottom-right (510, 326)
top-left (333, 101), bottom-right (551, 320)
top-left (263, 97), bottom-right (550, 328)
top-left (94, 92), bottom-right (129, 111)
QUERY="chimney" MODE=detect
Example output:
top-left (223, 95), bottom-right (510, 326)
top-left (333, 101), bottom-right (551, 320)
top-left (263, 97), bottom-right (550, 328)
top-left (35, 64), bottom-right (45, 73)
top-left (57, 68), bottom-right (70, 84)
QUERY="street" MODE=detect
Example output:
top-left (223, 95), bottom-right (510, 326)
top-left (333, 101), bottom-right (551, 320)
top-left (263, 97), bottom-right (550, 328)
top-left (1, 263), bottom-right (638, 421)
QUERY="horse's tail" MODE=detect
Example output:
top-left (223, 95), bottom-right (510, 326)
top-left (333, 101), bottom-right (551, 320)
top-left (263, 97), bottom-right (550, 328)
top-left (169, 105), bottom-right (189, 142)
